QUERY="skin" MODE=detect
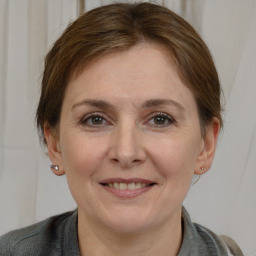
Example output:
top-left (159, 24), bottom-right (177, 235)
top-left (45, 43), bottom-right (219, 256)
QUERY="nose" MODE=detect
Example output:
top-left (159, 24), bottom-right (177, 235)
top-left (108, 119), bottom-right (147, 169)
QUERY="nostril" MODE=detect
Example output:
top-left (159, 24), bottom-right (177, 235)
top-left (111, 158), bottom-right (119, 163)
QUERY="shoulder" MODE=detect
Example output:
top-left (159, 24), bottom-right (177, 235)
top-left (0, 210), bottom-right (77, 256)
top-left (193, 223), bottom-right (243, 256)
top-left (180, 207), bottom-right (231, 256)
top-left (193, 222), bottom-right (229, 254)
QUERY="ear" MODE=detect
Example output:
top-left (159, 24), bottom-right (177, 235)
top-left (44, 123), bottom-right (65, 176)
top-left (195, 118), bottom-right (220, 175)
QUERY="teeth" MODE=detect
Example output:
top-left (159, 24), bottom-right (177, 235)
top-left (127, 182), bottom-right (136, 190)
top-left (107, 182), bottom-right (152, 190)
top-left (136, 183), bottom-right (142, 189)
top-left (119, 183), bottom-right (127, 190)
top-left (113, 182), bottom-right (119, 189)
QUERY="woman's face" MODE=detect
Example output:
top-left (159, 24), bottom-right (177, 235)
top-left (47, 43), bottom-right (218, 233)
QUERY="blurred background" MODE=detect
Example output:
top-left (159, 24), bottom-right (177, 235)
top-left (0, 0), bottom-right (255, 255)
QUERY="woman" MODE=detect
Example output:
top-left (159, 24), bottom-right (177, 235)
top-left (0, 2), bottom-right (243, 256)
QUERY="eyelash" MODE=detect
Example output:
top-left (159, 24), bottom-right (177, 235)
top-left (79, 112), bottom-right (175, 128)
top-left (80, 112), bottom-right (110, 127)
top-left (147, 112), bottom-right (175, 127)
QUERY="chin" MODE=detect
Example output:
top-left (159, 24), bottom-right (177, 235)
top-left (101, 208), bottom-right (159, 234)
top-left (106, 218), bottom-right (153, 234)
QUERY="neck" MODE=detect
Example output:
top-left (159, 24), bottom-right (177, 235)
top-left (77, 208), bottom-right (183, 256)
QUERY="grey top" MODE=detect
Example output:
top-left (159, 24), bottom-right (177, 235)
top-left (0, 207), bottom-right (230, 256)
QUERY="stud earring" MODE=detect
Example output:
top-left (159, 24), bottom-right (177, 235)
top-left (50, 164), bottom-right (59, 171)
top-left (200, 167), bottom-right (205, 171)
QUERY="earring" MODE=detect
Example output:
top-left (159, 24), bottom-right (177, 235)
top-left (200, 167), bottom-right (205, 171)
top-left (50, 164), bottom-right (59, 171)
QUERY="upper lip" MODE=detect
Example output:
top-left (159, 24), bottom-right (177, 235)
top-left (99, 178), bottom-right (157, 185)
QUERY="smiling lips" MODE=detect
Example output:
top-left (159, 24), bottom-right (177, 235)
top-left (100, 178), bottom-right (156, 198)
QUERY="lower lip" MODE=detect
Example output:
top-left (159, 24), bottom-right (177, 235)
top-left (101, 185), bottom-right (155, 198)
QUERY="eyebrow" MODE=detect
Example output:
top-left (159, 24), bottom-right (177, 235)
top-left (142, 99), bottom-right (185, 112)
top-left (72, 99), bottom-right (185, 112)
top-left (72, 100), bottom-right (113, 111)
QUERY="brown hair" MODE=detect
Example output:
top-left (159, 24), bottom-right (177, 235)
top-left (36, 2), bottom-right (222, 145)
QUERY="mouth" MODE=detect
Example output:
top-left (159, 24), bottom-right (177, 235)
top-left (100, 182), bottom-right (156, 190)
top-left (99, 179), bottom-right (157, 198)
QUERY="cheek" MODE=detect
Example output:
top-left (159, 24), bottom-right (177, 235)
top-left (59, 133), bottom-right (110, 208)
top-left (150, 136), bottom-right (201, 205)
top-left (60, 131), bottom-right (108, 177)
top-left (148, 135), bottom-right (201, 179)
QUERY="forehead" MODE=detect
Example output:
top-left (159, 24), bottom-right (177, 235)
top-left (64, 43), bottom-right (197, 111)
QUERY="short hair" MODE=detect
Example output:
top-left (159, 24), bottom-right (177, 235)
top-left (36, 2), bottom-right (223, 145)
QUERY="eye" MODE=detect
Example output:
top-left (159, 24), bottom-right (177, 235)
top-left (147, 113), bottom-right (175, 127)
top-left (80, 113), bottom-right (109, 127)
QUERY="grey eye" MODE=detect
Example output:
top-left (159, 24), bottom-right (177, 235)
top-left (153, 116), bottom-right (169, 125)
top-left (81, 114), bottom-right (108, 126)
top-left (148, 113), bottom-right (174, 127)
top-left (90, 116), bottom-right (105, 125)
